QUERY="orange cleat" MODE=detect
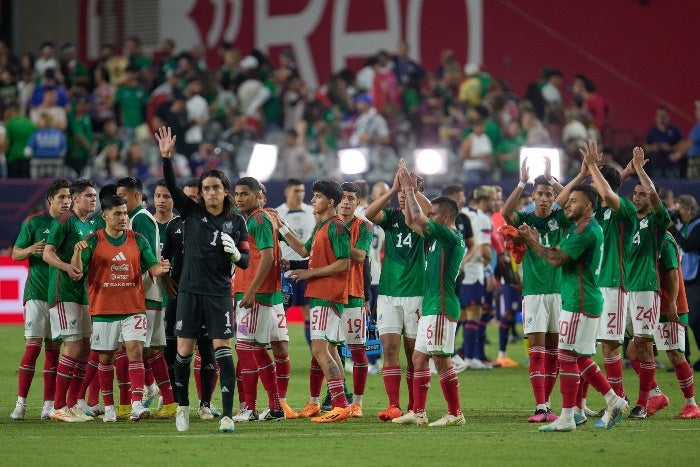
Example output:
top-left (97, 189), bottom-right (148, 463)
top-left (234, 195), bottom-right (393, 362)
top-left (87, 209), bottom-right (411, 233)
top-left (310, 406), bottom-right (352, 423)
top-left (675, 404), bottom-right (700, 419)
top-left (296, 402), bottom-right (321, 418)
top-left (349, 402), bottom-right (363, 418)
top-left (377, 404), bottom-right (403, 421)
top-left (280, 401), bottom-right (298, 419)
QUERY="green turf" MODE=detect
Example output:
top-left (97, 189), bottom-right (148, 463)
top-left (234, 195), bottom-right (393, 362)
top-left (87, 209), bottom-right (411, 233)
top-left (0, 323), bottom-right (698, 466)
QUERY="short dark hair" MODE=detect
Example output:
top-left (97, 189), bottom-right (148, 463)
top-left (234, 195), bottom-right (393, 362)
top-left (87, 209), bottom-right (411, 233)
top-left (259, 182), bottom-right (267, 197)
top-left (98, 183), bottom-right (118, 203)
top-left (155, 179), bottom-right (168, 189)
top-left (101, 194), bottom-right (126, 211)
top-left (571, 184), bottom-right (598, 206)
top-left (441, 183), bottom-right (464, 198)
top-left (235, 176), bottom-right (261, 192)
top-left (185, 179), bottom-right (200, 189)
top-left (598, 165), bottom-right (621, 193)
top-left (286, 178), bottom-right (304, 188)
top-left (116, 176), bottom-right (143, 193)
top-left (341, 182), bottom-right (361, 195)
top-left (312, 180), bottom-right (342, 206)
top-left (354, 180), bottom-right (369, 200)
top-left (70, 179), bottom-right (96, 196)
top-left (46, 178), bottom-right (71, 199)
top-left (533, 175), bottom-right (551, 189)
top-left (431, 196), bottom-right (459, 218)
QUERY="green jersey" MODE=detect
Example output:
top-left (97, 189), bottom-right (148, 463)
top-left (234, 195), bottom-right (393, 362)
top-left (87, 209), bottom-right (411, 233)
top-left (46, 211), bottom-right (95, 305)
top-left (235, 210), bottom-right (282, 306)
top-left (128, 206), bottom-right (161, 308)
top-left (421, 220), bottom-right (465, 320)
top-left (90, 214), bottom-right (106, 231)
top-left (14, 211), bottom-right (55, 302)
top-left (114, 85), bottom-right (147, 128)
top-left (594, 197), bottom-right (637, 288)
top-left (658, 232), bottom-right (689, 325)
top-left (558, 217), bottom-right (604, 316)
top-left (515, 209), bottom-right (570, 295)
top-left (625, 205), bottom-right (671, 292)
top-left (377, 208), bottom-right (426, 297)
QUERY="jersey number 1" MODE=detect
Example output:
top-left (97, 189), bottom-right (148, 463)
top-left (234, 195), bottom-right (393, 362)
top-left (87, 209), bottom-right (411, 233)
top-left (210, 230), bottom-right (220, 246)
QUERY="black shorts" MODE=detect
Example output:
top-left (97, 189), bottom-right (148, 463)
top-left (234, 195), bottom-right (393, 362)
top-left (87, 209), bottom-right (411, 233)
top-left (175, 291), bottom-right (234, 340)
top-left (165, 297), bottom-right (177, 339)
top-left (291, 279), bottom-right (309, 306)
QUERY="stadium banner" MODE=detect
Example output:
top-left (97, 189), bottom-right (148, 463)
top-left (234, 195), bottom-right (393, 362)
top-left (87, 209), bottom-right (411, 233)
top-left (0, 257), bottom-right (26, 324)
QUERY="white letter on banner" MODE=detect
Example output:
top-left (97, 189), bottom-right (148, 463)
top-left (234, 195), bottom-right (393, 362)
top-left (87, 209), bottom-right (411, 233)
top-left (255, 0), bottom-right (326, 89)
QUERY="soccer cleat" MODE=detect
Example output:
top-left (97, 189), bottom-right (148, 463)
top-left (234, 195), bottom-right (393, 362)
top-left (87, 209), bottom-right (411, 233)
top-left (103, 405), bottom-right (116, 422)
top-left (628, 405), bottom-right (647, 420)
top-left (50, 407), bottom-right (81, 422)
top-left (10, 401), bottom-right (27, 420)
top-left (76, 400), bottom-right (96, 417)
top-left (392, 410), bottom-right (429, 426)
top-left (675, 404), bottom-right (700, 419)
top-left (280, 401), bottom-right (298, 419)
top-left (41, 401), bottom-right (53, 420)
top-left (142, 384), bottom-right (160, 409)
top-left (154, 402), bottom-right (178, 419)
top-left (310, 406), bottom-right (352, 423)
top-left (378, 405), bottom-right (403, 421)
top-left (367, 363), bottom-right (379, 375)
top-left (198, 405), bottom-right (215, 420)
top-left (584, 405), bottom-right (603, 418)
top-left (573, 413), bottom-right (587, 426)
top-left (130, 401), bottom-right (151, 421)
top-left (646, 394), bottom-right (670, 416)
top-left (116, 404), bottom-right (132, 420)
top-left (468, 358), bottom-right (492, 370)
top-left (88, 404), bottom-right (104, 417)
top-left (219, 416), bottom-right (235, 433)
top-left (495, 356), bottom-right (519, 368)
top-left (259, 408), bottom-right (285, 421)
top-left (428, 412), bottom-right (466, 427)
top-left (210, 405), bottom-right (222, 417)
top-left (606, 396), bottom-right (629, 428)
top-left (176, 406), bottom-right (190, 432)
top-left (232, 408), bottom-right (259, 422)
top-left (71, 404), bottom-right (94, 421)
top-left (452, 355), bottom-right (470, 373)
top-left (349, 402), bottom-right (363, 418)
top-left (538, 417), bottom-right (576, 432)
top-left (320, 393), bottom-right (332, 412)
top-left (527, 408), bottom-right (558, 423)
top-left (297, 402), bottom-right (321, 418)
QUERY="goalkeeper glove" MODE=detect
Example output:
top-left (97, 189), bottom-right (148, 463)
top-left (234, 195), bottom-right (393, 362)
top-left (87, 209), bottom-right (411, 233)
top-left (221, 232), bottom-right (241, 262)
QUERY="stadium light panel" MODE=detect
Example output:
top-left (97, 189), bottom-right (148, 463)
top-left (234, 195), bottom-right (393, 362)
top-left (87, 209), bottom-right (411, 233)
top-left (413, 148), bottom-right (448, 175)
top-left (338, 148), bottom-right (369, 175)
top-left (518, 147), bottom-right (562, 182)
top-left (245, 143), bottom-right (278, 182)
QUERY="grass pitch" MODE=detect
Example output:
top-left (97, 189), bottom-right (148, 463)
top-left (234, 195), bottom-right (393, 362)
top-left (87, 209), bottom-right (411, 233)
top-left (0, 323), bottom-right (698, 466)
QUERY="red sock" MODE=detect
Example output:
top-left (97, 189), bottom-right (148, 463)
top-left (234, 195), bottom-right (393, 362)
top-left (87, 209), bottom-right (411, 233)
top-left (115, 350), bottom-right (130, 405)
top-left (43, 347), bottom-right (60, 402)
top-left (349, 346), bottom-right (368, 399)
top-left (328, 377), bottom-right (348, 408)
top-left (529, 346), bottom-right (546, 405)
top-left (17, 342), bottom-right (42, 398)
top-left (544, 348), bottom-right (559, 401)
top-left (129, 360), bottom-right (145, 404)
top-left (579, 357), bottom-right (612, 395)
top-left (79, 351), bottom-right (99, 403)
top-left (148, 353), bottom-right (174, 405)
top-left (674, 361), bottom-right (695, 399)
top-left (630, 358), bottom-right (641, 375)
top-left (558, 351), bottom-right (580, 409)
top-left (576, 378), bottom-right (586, 408)
top-left (236, 343), bottom-right (259, 411)
top-left (274, 353), bottom-right (290, 399)
top-left (604, 353), bottom-right (625, 397)
top-left (412, 368), bottom-right (431, 413)
top-left (67, 360), bottom-right (87, 407)
top-left (406, 368), bottom-right (415, 411)
top-left (194, 353), bottom-right (202, 401)
top-left (637, 360), bottom-right (656, 407)
top-left (309, 356), bottom-right (325, 399)
top-left (54, 354), bottom-right (78, 409)
top-left (439, 366), bottom-right (461, 415)
top-left (382, 366), bottom-right (401, 407)
top-left (254, 348), bottom-right (280, 410)
top-left (144, 358), bottom-right (155, 388)
top-left (236, 363), bottom-right (245, 406)
top-left (98, 362), bottom-right (115, 407)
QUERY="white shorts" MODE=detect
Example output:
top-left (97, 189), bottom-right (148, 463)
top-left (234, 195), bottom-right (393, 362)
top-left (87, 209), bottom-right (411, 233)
top-left (597, 287), bottom-right (627, 342)
top-left (145, 308), bottom-right (166, 348)
top-left (522, 294), bottom-right (561, 334)
top-left (557, 310), bottom-right (599, 356)
top-left (626, 291), bottom-right (660, 338)
top-left (342, 305), bottom-right (367, 345)
top-left (414, 314), bottom-right (457, 356)
top-left (654, 321), bottom-right (686, 352)
top-left (377, 295), bottom-right (422, 338)
top-left (269, 304), bottom-right (290, 343)
top-left (310, 304), bottom-right (343, 344)
top-left (236, 301), bottom-right (276, 346)
top-left (91, 314), bottom-right (147, 351)
top-left (24, 300), bottom-right (51, 339)
top-left (50, 302), bottom-right (91, 341)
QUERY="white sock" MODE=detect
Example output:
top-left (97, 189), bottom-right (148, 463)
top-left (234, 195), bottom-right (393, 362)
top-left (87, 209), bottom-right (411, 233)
top-left (353, 395), bottom-right (363, 405)
top-left (536, 403), bottom-right (547, 411)
top-left (581, 397), bottom-right (588, 408)
top-left (651, 386), bottom-right (662, 396)
top-left (310, 397), bottom-right (319, 404)
top-left (279, 398), bottom-right (286, 403)
top-left (498, 351), bottom-right (506, 359)
top-left (686, 397), bottom-right (697, 405)
top-left (603, 390), bottom-right (617, 406)
top-left (560, 407), bottom-right (574, 420)
top-left (17, 396), bottom-right (26, 404)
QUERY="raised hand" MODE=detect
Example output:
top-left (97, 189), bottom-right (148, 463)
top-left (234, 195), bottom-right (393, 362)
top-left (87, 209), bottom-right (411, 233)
top-left (579, 139), bottom-right (600, 167)
top-left (632, 146), bottom-right (647, 169)
top-left (543, 155), bottom-right (552, 180)
top-left (520, 157), bottom-right (530, 183)
top-left (155, 126), bottom-right (177, 158)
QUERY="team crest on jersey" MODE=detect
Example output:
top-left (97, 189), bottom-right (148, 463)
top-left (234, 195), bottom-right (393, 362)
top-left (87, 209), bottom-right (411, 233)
top-left (603, 208), bottom-right (612, 220)
top-left (43, 229), bottom-right (50, 234)
top-left (640, 218), bottom-right (649, 229)
top-left (547, 219), bottom-right (559, 231)
top-left (223, 221), bottom-right (233, 233)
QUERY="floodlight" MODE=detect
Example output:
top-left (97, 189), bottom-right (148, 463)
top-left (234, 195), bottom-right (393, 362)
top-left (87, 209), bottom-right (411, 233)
top-left (518, 147), bottom-right (562, 182)
top-left (413, 148), bottom-right (448, 175)
top-left (245, 143), bottom-right (278, 182)
top-left (338, 148), bottom-right (369, 175)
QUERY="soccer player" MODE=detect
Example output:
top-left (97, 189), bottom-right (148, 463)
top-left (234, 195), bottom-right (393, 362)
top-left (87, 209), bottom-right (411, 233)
top-left (365, 168), bottom-right (431, 421)
top-left (278, 179), bottom-right (353, 423)
top-left (71, 195), bottom-right (170, 422)
top-left (43, 179), bottom-right (96, 422)
top-left (11, 179), bottom-right (71, 420)
top-left (275, 178), bottom-right (316, 345)
top-left (116, 176), bottom-right (177, 418)
top-left (503, 160), bottom-right (569, 422)
top-left (231, 176), bottom-right (285, 422)
top-left (392, 164), bottom-right (466, 427)
top-left (519, 184), bottom-right (629, 432)
top-left (156, 126), bottom-right (250, 433)
top-left (337, 182), bottom-right (373, 416)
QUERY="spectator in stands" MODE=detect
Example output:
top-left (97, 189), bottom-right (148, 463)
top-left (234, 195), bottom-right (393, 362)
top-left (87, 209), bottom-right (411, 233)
top-left (66, 95), bottom-right (94, 175)
top-left (495, 119), bottom-right (526, 178)
top-left (688, 100), bottom-right (700, 179)
top-left (152, 38), bottom-right (178, 84)
top-left (458, 63), bottom-right (483, 108)
top-left (25, 112), bottom-right (66, 159)
top-left (521, 108), bottom-right (552, 147)
top-left (572, 74), bottom-right (608, 132)
top-left (93, 142), bottom-right (128, 179)
top-left (392, 40), bottom-right (424, 87)
top-left (372, 50), bottom-right (400, 116)
top-left (283, 71), bottom-right (306, 132)
top-left (125, 142), bottom-right (150, 180)
top-left (459, 117), bottom-right (493, 184)
top-left (184, 76), bottom-right (209, 150)
top-left (276, 129), bottom-right (314, 181)
top-left (4, 103), bottom-right (36, 178)
top-left (348, 93), bottom-right (390, 148)
top-left (29, 68), bottom-right (70, 109)
top-left (125, 36), bottom-right (151, 71)
top-left (95, 118), bottom-right (122, 154)
top-left (114, 64), bottom-right (148, 142)
top-left (644, 105), bottom-right (685, 178)
top-left (59, 43), bottom-right (89, 91)
top-left (540, 68), bottom-right (564, 124)
top-left (34, 41), bottom-right (60, 80)
top-left (417, 89), bottom-right (445, 146)
top-left (30, 87), bottom-right (66, 131)
top-left (356, 55), bottom-right (378, 92)
top-left (17, 69), bottom-right (35, 117)
top-left (89, 66), bottom-right (115, 132)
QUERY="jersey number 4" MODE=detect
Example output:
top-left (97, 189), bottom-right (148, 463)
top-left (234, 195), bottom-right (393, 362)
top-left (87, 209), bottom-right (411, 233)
top-left (395, 232), bottom-right (413, 248)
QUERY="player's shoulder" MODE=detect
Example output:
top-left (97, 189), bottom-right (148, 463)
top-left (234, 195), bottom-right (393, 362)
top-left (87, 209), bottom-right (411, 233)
top-left (330, 217), bottom-right (349, 234)
top-left (23, 210), bottom-right (50, 225)
top-left (57, 210), bottom-right (75, 225)
top-left (574, 216), bottom-right (599, 235)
